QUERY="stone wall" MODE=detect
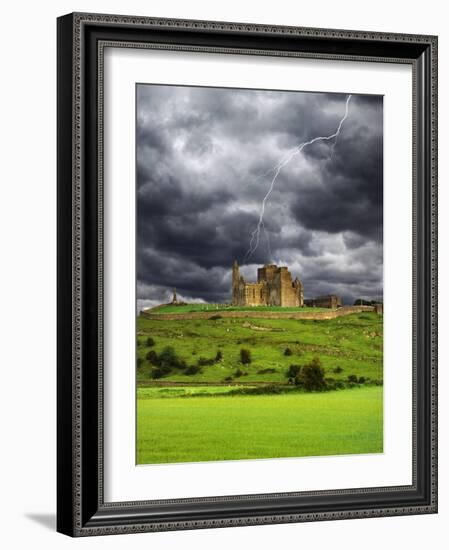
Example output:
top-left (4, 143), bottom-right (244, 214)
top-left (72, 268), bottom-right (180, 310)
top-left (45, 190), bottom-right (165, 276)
top-left (142, 305), bottom-right (377, 321)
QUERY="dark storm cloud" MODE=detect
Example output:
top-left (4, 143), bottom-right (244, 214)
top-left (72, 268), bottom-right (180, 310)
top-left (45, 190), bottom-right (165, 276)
top-left (136, 84), bottom-right (383, 309)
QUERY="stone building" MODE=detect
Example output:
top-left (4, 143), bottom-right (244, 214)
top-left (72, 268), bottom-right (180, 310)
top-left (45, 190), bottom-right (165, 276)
top-left (232, 261), bottom-right (304, 307)
top-left (304, 295), bottom-right (342, 309)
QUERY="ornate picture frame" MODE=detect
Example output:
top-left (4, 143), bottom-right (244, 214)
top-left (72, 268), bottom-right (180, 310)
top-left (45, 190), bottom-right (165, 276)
top-left (57, 12), bottom-right (437, 536)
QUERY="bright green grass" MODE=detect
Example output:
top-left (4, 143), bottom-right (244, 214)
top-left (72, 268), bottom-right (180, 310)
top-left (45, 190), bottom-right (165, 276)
top-left (136, 312), bottom-right (383, 385)
top-left (137, 386), bottom-right (383, 464)
top-left (151, 303), bottom-right (329, 314)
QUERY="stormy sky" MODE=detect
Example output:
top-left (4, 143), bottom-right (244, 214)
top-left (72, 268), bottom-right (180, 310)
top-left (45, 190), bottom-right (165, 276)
top-left (136, 84), bottom-right (383, 310)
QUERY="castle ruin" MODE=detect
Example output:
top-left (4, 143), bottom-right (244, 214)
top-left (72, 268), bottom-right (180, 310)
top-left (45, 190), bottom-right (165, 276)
top-left (232, 261), bottom-right (304, 307)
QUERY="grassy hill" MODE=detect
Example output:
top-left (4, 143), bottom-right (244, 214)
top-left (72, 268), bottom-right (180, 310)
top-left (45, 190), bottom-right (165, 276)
top-left (137, 311), bottom-right (383, 386)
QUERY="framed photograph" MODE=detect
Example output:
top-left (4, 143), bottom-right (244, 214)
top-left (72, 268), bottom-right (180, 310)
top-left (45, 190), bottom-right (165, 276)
top-left (57, 12), bottom-right (438, 536)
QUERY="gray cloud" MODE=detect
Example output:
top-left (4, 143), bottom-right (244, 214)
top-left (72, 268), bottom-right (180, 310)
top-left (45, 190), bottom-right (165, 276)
top-left (136, 84), bottom-right (383, 308)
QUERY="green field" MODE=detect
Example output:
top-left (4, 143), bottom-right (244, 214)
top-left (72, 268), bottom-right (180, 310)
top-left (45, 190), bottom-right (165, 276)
top-left (150, 303), bottom-right (329, 314)
top-left (137, 386), bottom-right (383, 464)
top-left (136, 310), bottom-right (383, 463)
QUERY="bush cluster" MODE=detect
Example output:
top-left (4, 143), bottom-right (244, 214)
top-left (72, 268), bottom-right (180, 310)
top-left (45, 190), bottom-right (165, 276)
top-left (146, 346), bottom-right (187, 378)
top-left (347, 374), bottom-right (368, 385)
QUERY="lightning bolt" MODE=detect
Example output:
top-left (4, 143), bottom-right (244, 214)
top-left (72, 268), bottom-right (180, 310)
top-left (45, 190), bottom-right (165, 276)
top-left (244, 94), bottom-right (352, 263)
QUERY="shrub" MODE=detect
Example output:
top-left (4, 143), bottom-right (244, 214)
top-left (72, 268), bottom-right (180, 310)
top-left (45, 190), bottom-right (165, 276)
top-left (347, 374), bottom-right (358, 384)
top-left (333, 366), bottom-right (343, 374)
top-left (229, 384), bottom-right (283, 396)
top-left (146, 337), bottom-right (155, 347)
top-left (240, 348), bottom-right (252, 364)
top-left (185, 364), bottom-right (201, 375)
top-left (198, 357), bottom-right (215, 366)
top-left (146, 350), bottom-right (159, 365)
top-left (324, 378), bottom-right (337, 390)
top-left (358, 376), bottom-right (366, 384)
top-left (151, 365), bottom-right (172, 379)
top-left (215, 350), bottom-right (223, 362)
top-left (159, 346), bottom-right (183, 369)
top-left (257, 368), bottom-right (277, 374)
top-left (284, 347), bottom-right (293, 356)
top-left (223, 376), bottom-right (233, 382)
top-left (136, 357), bottom-right (144, 368)
top-left (234, 367), bottom-right (244, 378)
top-left (209, 315), bottom-right (222, 321)
top-left (295, 357), bottom-right (326, 391)
top-left (286, 364), bottom-right (301, 378)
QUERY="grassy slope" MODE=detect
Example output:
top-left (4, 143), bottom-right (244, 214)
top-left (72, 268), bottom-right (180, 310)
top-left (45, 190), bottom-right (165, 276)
top-left (137, 312), bottom-right (383, 384)
top-left (137, 386), bottom-right (383, 464)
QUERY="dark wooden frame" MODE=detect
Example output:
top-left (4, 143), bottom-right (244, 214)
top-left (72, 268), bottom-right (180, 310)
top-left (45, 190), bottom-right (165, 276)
top-left (57, 12), bottom-right (438, 537)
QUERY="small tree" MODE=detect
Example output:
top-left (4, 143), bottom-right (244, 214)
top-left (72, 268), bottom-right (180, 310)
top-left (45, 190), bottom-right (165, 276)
top-left (146, 350), bottom-right (159, 365)
top-left (146, 336), bottom-right (155, 347)
top-left (286, 364), bottom-right (301, 378)
top-left (234, 367), bottom-right (244, 378)
top-left (240, 348), bottom-right (252, 364)
top-left (215, 350), bottom-right (223, 362)
top-left (296, 357), bottom-right (326, 391)
top-left (347, 374), bottom-right (358, 383)
top-left (284, 347), bottom-right (293, 356)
